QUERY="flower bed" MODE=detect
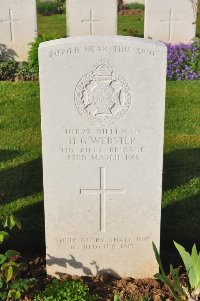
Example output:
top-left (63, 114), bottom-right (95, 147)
top-left (0, 40), bottom-right (200, 82)
top-left (166, 42), bottom-right (200, 81)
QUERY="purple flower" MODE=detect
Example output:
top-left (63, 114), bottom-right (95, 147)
top-left (166, 42), bottom-right (200, 81)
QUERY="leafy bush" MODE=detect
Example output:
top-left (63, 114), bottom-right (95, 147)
top-left (0, 61), bottom-right (38, 81)
top-left (0, 215), bottom-right (34, 300)
top-left (16, 62), bottom-right (38, 81)
top-left (166, 41), bottom-right (200, 80)
top-left (28, 34), bottom-right (59, 74)
top-left (37, 0), bottom-right (65, 16)
top-left (0, 34), bottom-right (59, 81)
top-left (0, 61), bottom-right (18, 81)
top-left (33, 279), bottom-right (97, 301)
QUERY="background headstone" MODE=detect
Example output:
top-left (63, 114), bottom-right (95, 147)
top-left (0, 0), bottom-right (37, 61)
top-left (67, 0), bottom-right (117, 36)
top-left (39, 36), bottom-right (167, 278)
top-left (145, 0), bottom-right (197, 44)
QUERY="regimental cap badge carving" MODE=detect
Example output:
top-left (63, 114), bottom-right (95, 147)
top-left (74, 60), bottom-right (132, 124)
top-left (94, 62), bottom-right (113, 81)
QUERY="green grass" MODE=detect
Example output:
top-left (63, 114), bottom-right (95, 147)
top-left (0, 82), bottom-right (44, 253)
top-left (161, 81), bottom-right (200, 264)
top-left (38, 14), bottom-right (66, 37)
top-left (38, 14), bottom-right (144, 37)
top-left (38, 12), bottom-right (200, 39)
top-left (118, 15), bottom-right (144, 37)
top-left (123, 3), bottom-right (145, 10)
top-left (0, 12), bottom-right (200, 262)
top-left (0, 81), bottom-right (199, 259)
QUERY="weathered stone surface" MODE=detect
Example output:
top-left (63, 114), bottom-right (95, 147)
top-left (67, 0), bottom-right (117, 36)
top-left (39, 36), bottom-right (167, 278)
top-left (0, 0), bottom-right (37, 61)
top-left (145, 0), bottom-right (197, 44)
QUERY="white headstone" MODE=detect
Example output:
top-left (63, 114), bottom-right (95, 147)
top-left (39, 36), bottom-right (167, 278)
top-left (0, 0), bottom-right (37, 61)
top-left (145, 0), bottom-right (197, 44)
top-left (67, 0), bottom-right (117, 36)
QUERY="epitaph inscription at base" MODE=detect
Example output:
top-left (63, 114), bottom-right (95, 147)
top-left (39, 36), bottom-right (167, 278)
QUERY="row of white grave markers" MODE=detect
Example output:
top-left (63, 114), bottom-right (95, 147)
top-left (0, 0), bottom-right (198, 61)
top-left (67, 0), bottom-right (197, 44)
top-left (0, 0), bottom-right (37, 61)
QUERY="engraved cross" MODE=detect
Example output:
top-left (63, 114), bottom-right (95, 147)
top-left (161, 8), bottom-right (181, 42)
top-left (80, 167), bottom-right (125, 232)
top-left (82, 9), bottom-right (103, 35)
top-left (0, 9), bottom-right (21, 42)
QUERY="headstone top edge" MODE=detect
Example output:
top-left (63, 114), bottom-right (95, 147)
top-left (39, 36), bottom-right (167, 50)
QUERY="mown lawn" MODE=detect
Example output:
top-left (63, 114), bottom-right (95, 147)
top-left (38, 14), bottom-right (144, 37)
top-left (0, 12), bottom-right (199, 262)
top-left (0, 81), bottom-right (199, 260)
top-left (0, 82), bottom-right (44, 252)
top-left (38, 12), bottom-right (200, 38)
top-left (38, 14), bottom-right (66, 37)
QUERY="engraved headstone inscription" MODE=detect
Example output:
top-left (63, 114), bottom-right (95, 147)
top-left (39, 36), bottom-right (167, 278)
top-left (145, 0), bottom-right (197, 44)
top-left (0, 0), bottom-right (37, 61)
top-left (67, 0), bottom-right (117, 36)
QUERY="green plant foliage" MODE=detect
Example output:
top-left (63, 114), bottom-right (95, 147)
top-left (174, 242), bottom-right (200, 292)
top-left (113, 292), bottom-right (132, 301)
top-left (28, 34), bottom-right (59, 74)
top-left (37, 0), bottom-right (65, 16)
top-left (0, 61), bottom-right (18, 81)
top-left (0, 215), bottom-right (35, 300)
top-left (113, 292), bottom-right (151, 301)
top-left (2, 215), bottom-right (21, 230)
top-left (16, 62), bottom-right (38, 81)
top-left (33, 279), bottom-right (97, 301)
top-left (152, 242), bottom-right (185, 300)
top-left (123, 3), bottom-right (145, 10)
top-left (0, 61), bottom-right (38, 81)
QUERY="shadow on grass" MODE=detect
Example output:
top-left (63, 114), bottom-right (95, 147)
top-left (163, 148), bottom-right (200, 191)
top-left (4, 200), bottom-right (45, 254)
top-left (161, 148), bottom-right (200, 267)
top-left (0, 157), bottom-right (43, 205)
top-left (160, 192), bottom-right (200, 269)
top-left (0, 149), bottom-right (21, 163)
